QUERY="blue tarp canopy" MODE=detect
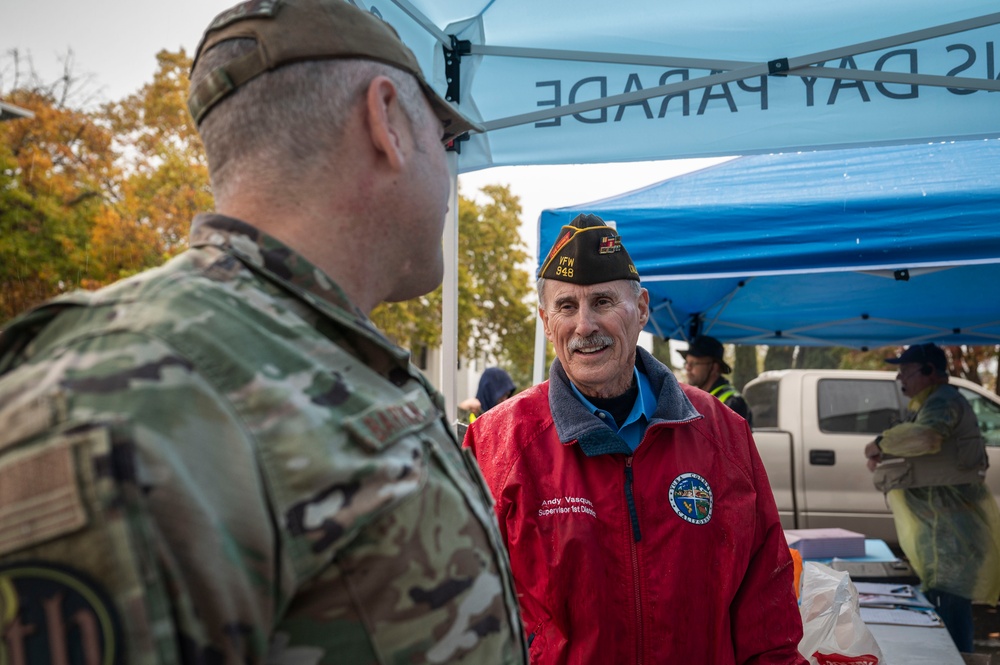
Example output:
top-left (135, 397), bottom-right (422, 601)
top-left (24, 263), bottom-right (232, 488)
top-left (539, 140), bottom-right (1000, 348)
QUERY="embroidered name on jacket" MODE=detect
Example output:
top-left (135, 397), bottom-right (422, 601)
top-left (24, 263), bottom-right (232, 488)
top-left (537, 496), bottom-right (597, 518)
top-left (669, 473), bottom-right (713, 525)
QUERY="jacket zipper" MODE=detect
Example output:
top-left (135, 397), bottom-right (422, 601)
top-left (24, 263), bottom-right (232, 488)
top-left (625, 455), bottom-right (643, 664)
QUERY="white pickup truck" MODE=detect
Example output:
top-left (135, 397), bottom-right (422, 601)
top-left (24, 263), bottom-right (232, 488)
top-left (742, 369), bottom-right (1000, 546)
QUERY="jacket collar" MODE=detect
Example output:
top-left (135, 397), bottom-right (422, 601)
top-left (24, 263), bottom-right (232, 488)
top-left (189, 213), bottom-right (413, 376)
top-left (548, 347), bottom-right (702, 456)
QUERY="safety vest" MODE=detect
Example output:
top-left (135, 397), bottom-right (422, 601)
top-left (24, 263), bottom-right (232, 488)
top-left (710, 383), bottom-right (738, 405)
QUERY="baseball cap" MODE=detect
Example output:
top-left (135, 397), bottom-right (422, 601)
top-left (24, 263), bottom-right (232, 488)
top-left (188, 0), bottom-right (482, 143)
top-left (680, 335), bottom-right (731, 374)
top-left (537, 214), bottom-right (640, 285)
top-left (885, 343), bottom-right (947, 373)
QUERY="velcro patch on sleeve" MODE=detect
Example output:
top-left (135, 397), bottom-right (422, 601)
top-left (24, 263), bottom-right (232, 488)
top-left (0, 442), bottom-right (88, 556)
top-left (343, 389), bottom-right (439, 452)
top-left (0, 391), bottom-right (67, 453)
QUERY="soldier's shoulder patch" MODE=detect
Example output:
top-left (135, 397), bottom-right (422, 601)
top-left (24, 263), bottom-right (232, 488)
top-left (0, 560), bottom-right (123, 664)
top-left (0, 436), bottom-right (87, 557)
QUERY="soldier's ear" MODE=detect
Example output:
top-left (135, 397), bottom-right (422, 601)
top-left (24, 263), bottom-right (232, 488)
top-left (365, 75), bottom-right (407, 171)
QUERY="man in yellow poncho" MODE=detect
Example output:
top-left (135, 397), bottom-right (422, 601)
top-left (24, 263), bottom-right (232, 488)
top-left (865, 343), bottom-right (1000, 653)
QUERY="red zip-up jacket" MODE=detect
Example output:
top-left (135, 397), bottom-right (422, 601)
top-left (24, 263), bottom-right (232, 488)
top-left (465, 349), bottom-right (806, 664)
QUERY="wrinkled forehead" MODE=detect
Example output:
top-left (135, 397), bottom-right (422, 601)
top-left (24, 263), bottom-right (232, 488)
top-left (546, 279), bottom-right (634, 304)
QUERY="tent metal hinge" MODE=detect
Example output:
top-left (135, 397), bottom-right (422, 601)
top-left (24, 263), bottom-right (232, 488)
top-left (446, 133), bottom-right (469, 153)
top-left (768, 58), bottom-right (790, 76)
top-left (445, 36), bottom-right (471, 103)
top-left (444, 36), bottom-right (472, 153)
top-left (688, 317), bottom-right (703, 340)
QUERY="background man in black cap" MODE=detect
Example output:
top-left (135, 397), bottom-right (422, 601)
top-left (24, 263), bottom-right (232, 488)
top-left (464, 213), bottom-right (805, 664)
top-left (865, 343), bottom-right (1000, 654)
top-left (681, 334), bottom-right (752, 425)
top-left (0, 1), bottom-right (527, 662)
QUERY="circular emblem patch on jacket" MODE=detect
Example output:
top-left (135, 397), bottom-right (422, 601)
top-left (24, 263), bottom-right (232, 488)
top-left (668, 473), bottom-right (713, 525)
top-left (0, 561), bottom-right (122, 665)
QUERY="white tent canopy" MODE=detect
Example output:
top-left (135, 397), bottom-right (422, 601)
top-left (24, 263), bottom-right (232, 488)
top-left (379, 1), bottom-right (1000, 171)
top-left (371, 0), bottom-right (1000, 414)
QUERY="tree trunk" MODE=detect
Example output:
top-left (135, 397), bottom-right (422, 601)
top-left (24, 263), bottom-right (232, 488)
top-left (796, 346), bottom-right (846, 369)
top-left (764, 346), bottom-right (795, 371)
top-left (732, 345), bottom-right (758, 392)
top-left (651, 336), bottom-right (675, 371)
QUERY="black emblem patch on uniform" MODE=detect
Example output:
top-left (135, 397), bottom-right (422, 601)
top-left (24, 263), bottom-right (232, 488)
top-left (0, 561), bottom-right (123, 665)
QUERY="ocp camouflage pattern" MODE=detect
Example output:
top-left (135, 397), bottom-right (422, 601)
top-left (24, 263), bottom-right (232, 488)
top-left (0, 213), bottom-right (528, 664)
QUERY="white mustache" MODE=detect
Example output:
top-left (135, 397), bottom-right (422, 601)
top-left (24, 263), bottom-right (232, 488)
top-left (568, 334), bottom-right (615, 353)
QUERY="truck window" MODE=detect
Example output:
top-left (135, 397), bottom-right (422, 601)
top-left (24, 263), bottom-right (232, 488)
top-left (817, 379), bottom-right (904, 434)
top-left (957, 387), bottom-right (1000, 448)
top-left (744, 380), bottom-right (778, 428)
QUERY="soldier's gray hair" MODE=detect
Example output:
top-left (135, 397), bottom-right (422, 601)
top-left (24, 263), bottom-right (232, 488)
top-left (191, 38), bottom-right (427, 199)
top-left (536, 277), bottom-right (643, 308)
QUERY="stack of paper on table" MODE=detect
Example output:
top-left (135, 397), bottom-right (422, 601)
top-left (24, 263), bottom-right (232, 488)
top-left (856, 582), bottom-right (933, 609)
top-left (856, 582), bottom-right (943, 626)
top-left (859, 607), bottom-right (943, 627)
top-left (784, 527), bottom-right (866, 558)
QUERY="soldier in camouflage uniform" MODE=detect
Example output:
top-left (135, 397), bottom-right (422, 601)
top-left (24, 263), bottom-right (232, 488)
top-left (0, 1), bottom-right (528, 663)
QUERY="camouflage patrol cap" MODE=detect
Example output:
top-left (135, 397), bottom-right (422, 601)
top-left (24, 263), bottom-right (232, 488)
top-left (188, 0), bottom-right (482, 143)
top-left (537, 214), bottom-right (640, 285)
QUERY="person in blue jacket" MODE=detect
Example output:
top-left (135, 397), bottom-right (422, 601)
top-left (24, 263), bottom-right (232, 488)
top-left (461, 367), bottom-right (517, 421)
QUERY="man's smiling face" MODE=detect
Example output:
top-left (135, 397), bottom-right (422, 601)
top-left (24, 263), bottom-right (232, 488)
top-left (539, 279), bottom-right (649, 399)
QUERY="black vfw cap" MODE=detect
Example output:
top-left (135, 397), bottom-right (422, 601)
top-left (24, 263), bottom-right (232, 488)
top-left (537, 214), bottom-right (639, 285)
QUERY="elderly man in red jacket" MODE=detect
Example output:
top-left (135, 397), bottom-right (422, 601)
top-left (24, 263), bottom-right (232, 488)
top-left (464, 213), bottom-right (805, 664)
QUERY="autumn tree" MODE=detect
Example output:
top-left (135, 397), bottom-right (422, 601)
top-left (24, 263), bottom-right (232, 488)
top-left (458, 185), bottom-right (535, 383)
top-left (371, 185), bottom-right (536, 384)
top-left (0, 56), bottom-right (118, 324)
top-left (3, 48), bottom-right (536, 384)
top-left (841, 344), bottom-right (999, 390)
top-left (99, 49), bottom-right (212, 277)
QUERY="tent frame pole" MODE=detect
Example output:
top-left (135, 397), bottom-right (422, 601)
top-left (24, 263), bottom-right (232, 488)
top-left (443, 154), bottom-right (459, 429)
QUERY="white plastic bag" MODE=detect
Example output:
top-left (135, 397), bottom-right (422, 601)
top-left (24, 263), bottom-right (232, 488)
top-left (797, 562), bottom-right (884, 665)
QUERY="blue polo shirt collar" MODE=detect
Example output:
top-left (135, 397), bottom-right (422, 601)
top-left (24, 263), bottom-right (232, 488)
top-left (569, 366), bottom-right (657, 452)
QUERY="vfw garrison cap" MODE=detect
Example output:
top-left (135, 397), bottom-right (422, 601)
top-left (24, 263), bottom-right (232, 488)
top-left (538, 213), bottom-right (640, 285)
top-left (188, 0), bottom-right (482, 143)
